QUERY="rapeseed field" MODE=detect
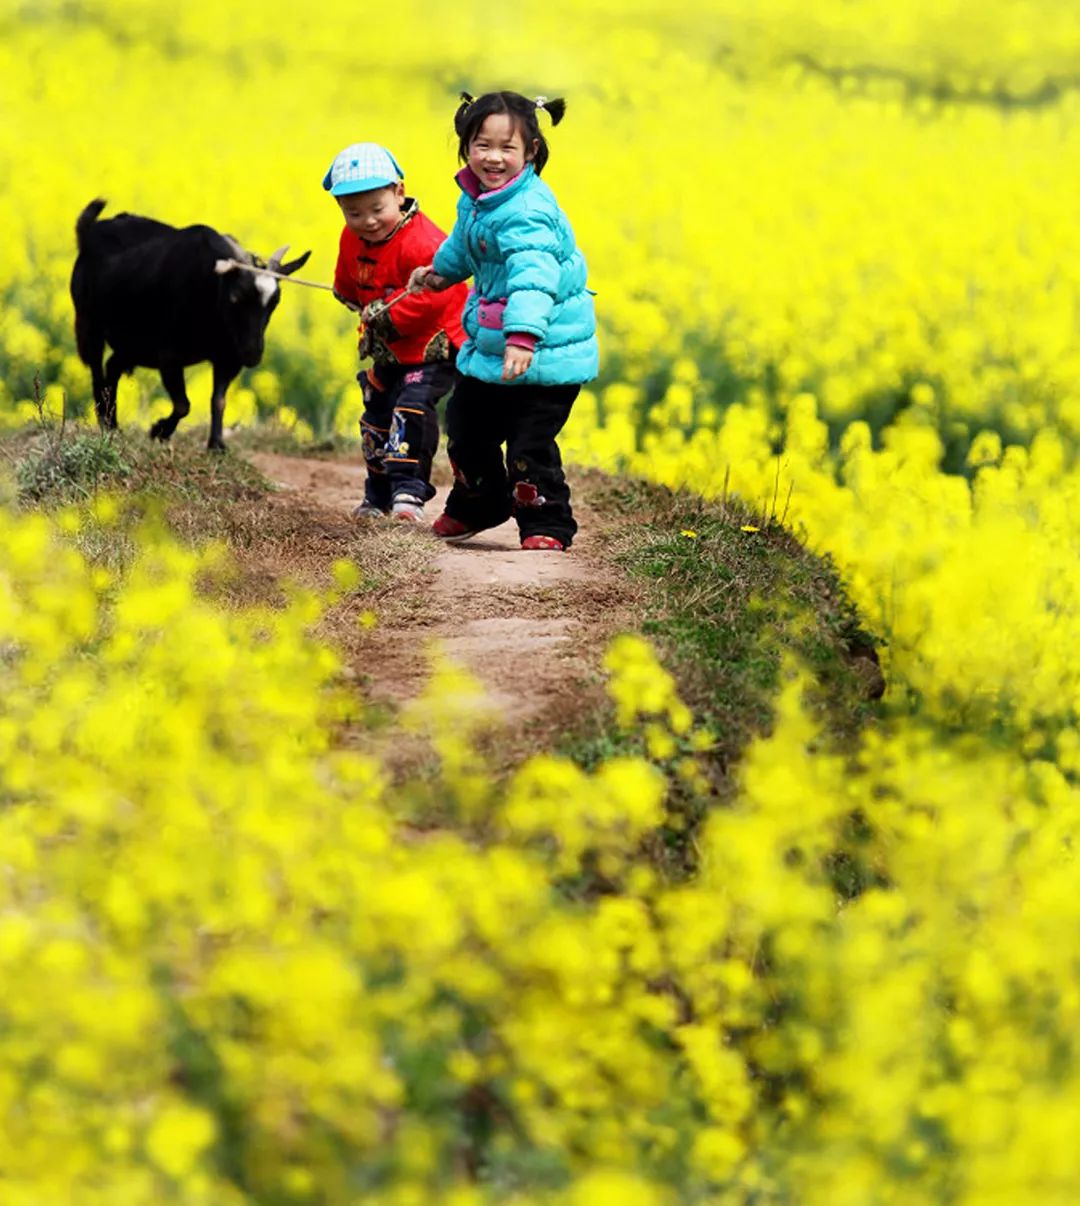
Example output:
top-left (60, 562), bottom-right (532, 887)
top-left (4, 0), bottom-right (1080, 1200)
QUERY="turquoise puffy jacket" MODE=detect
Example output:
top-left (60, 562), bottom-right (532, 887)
top-left (432, 165), bottom-right (599, 386)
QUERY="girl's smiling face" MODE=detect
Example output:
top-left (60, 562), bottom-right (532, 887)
top-left (467, 114), bottom-right (538, 190)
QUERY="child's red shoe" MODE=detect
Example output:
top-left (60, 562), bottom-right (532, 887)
top-left (432, 513), bottom-right (479, 542)
top-left (521, 535), bottom-right (565, 551)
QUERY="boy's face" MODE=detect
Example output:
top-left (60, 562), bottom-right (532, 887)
top-left (468, 114), bottom-right (538, 190)
top-left (337, 182), bottom-right (405, 242)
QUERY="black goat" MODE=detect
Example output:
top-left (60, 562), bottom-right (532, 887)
top-left (71, 199), bottom-right (310, 450)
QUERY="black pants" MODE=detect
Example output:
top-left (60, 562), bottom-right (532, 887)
top-left (443, 373), bottom-right (580, 547)
top-left (359, 360), bottom-right (456, 507)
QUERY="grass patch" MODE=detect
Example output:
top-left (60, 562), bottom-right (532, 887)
top-left (15, 427), bottom-right (133, 503)
top-left (3, 421), bottom-right (273, 574)
top-left (569, 471), bottom-right (884, 876)
top-left (540, 470), bottom-right (888, 889)
top-left (6, 421), bottom-right (267, 508)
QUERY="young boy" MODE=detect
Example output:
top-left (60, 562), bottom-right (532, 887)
top-left (324, 143), bottom-right (467, 521)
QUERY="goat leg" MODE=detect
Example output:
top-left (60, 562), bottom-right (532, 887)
top-left (207, 364), bottom-right (238, 452)
top-left (76, 318), bottom-right (113, 430)
top-left (100, 353), bottom-right (124, 430)
top-left (150, 363), bottom-right (190, 441)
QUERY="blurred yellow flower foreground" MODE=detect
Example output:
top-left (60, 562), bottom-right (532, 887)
top-left (2, 490), bottom-right (1079, 1203)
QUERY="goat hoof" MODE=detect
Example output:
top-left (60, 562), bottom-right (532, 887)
top-left (148, 421), bottom-right (172, 441)
top-left (207, 441), bottom-right (227, 454)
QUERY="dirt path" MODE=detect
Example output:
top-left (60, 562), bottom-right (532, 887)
top-left (247, 451), bottom-right (637, 764)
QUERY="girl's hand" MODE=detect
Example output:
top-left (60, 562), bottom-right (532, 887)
top-left (502, 345), bottom-right (533, 381)
top-left (408, 265), bottom-right (450, 292)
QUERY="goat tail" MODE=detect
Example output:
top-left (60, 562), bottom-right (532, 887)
top-left (75, 199), bottom-right (107, 250)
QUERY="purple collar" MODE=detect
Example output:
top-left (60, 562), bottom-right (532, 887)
top-left (455, 164), bottom-right (530, 200)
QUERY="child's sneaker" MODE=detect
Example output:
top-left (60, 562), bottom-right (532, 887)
top-left (432, 513), bottom-right (479, 542)
top-left (391, 494), bottom-right (425, 522)
top-left (521, 535), bottom-right (565, 551)
top-left (353, 501), bottom-right (387, 520)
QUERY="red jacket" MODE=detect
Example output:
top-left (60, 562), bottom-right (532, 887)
top-left (333, 200), bottom-right (466, 366)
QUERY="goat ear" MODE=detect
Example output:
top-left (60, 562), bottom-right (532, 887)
top-left (213, 259), bottom-right (236, 275)
top-left (279, 249), bottom-right (312, 276)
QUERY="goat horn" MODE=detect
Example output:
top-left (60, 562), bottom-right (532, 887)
top-left (268, 244), bottom-right (289, 271)
top-left (223, 234), bottom-right (251, 264)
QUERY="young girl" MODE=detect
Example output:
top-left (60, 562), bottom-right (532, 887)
top-left (410, 91), bottom-right (598, 551)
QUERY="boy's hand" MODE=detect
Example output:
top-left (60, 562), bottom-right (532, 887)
top-left (360, 299), bottom-right (397, 354)
top-left (408, 264), bottom-right (450, 292)
top-left (502, 345), bottom-right (533, 381)
top-left (333, 288), bottom-right (361, 313)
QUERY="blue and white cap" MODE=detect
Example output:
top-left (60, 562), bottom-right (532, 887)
top-left (323, 143), bottom-right (404, 196)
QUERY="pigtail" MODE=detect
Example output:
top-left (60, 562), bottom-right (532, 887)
top-left (536, 95), bottom-right (566, 125)
top-left (453, 92), bottom-right (475, 137)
